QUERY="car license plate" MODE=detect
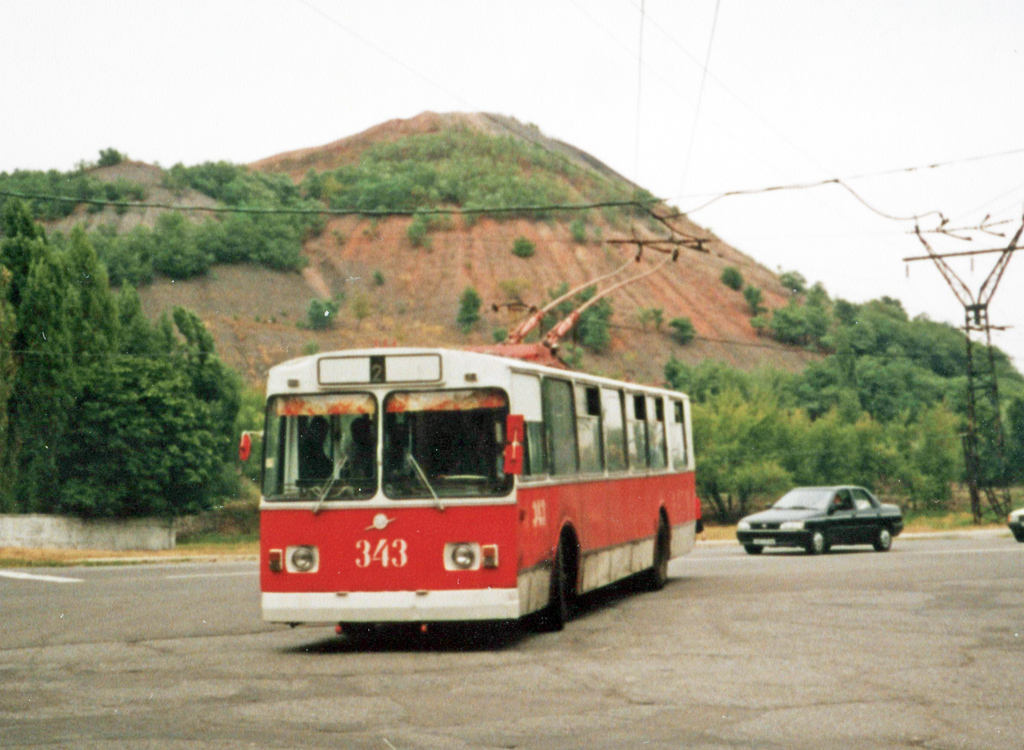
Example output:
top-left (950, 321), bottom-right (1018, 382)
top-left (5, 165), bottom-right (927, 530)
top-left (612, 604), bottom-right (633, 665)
top-left (753, 538), bottom-right (776, 546)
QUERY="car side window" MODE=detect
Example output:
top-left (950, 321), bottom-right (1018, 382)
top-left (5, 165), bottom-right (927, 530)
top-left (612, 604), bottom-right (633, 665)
top-left (835, 489), bottom-right (854, 511)
top-left (851, 488), bottom-right (875, 511)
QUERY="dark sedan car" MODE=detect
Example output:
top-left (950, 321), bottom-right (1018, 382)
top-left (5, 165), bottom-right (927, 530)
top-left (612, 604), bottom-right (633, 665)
top-left (736, 486), bottom-right (903, 555)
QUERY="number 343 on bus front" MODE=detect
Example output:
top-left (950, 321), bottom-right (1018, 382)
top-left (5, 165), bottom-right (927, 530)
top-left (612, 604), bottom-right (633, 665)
top-left (355, 538), bottom-right (409, 568)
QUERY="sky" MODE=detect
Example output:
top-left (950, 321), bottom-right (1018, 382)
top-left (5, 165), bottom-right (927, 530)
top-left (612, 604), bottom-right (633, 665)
top-left (3, 0), bottom-right (1023, 367)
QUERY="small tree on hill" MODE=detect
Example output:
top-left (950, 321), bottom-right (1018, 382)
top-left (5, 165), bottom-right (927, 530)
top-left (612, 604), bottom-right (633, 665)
top-left (307, 298), bottom-right (340, 330)
top-left (98, 148), bottom-right (127, 167)
top-left (669, 317), bottom-right (696, 345)
top-left (457, 287), bottom-right (482, 333)
top-left (721, 266), bottom-right (743, 291)
top-left (743, 285), bottom-right (765, 316)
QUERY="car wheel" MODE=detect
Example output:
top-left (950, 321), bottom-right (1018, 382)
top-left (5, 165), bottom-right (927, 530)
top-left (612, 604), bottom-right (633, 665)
top-left (873, 526), bottom-right (893, 552)
top-left (743, 545), bottom-right (763, 555)
top-left (1012, 528), bottom-right (1024, 543)
top-left (806, 530), bottom-right (827, 555)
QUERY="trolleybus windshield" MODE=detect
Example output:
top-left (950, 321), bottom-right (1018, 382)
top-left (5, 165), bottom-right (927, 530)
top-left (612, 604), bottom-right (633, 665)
top-left (263, 393), bottom-right (377, 501)
top-left (382, 388), bottom-right (513, 500)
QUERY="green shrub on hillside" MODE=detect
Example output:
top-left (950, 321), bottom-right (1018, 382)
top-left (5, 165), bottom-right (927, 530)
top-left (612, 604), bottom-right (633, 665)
top-left (512, 237), bottom-right (535, 258)
top-left (457, 287), bottom-right (482, 333)
top-left (669, 316), bottom-right (695, 345)
top-left (307, 298), bottom-right (340, 330)
top-left (721, 266), bottom-right (743, 291)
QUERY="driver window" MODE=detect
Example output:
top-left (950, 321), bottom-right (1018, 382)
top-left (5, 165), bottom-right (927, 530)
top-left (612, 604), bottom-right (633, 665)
top-left (833, 489), bottom-right (854, 511)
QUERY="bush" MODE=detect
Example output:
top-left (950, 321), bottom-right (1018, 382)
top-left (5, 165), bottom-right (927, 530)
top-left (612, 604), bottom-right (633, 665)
top-left (512, 236), bottom-right (535, 258)
top-left (457, 287), bottom-right (482, 333)
top-left (743, 285), bottom-right (764, 316)
top-left (721, 266), bottom-right (743, 291)
top-left (779, 270), bottom-right (807, 295)
top-left (669, 317), bottom-right (696, 345)
top-left (307, 298), bottom-right (340, 330)
top-left (570, 219), bottom-right (587, 243)
top-left (97, 148), bottom-right (127, 167)
top-left (407, 213), bottom-right (432, 248)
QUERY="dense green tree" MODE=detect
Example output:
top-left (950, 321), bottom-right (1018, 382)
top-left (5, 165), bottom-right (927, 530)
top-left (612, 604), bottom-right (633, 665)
top-left (152, 212), bottom-right (212, 279)
top-left (0, 267), bottom-right (16, 506)
top-left (8, 235), bottom-right (74, 510)
top-left (0, 199), bottom-right (48, 311)
top-left (57, 357), bottom-right (221, 518)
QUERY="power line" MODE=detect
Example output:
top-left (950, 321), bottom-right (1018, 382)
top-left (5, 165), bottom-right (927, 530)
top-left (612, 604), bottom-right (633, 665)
top-left (633, 0), bottom-right (645, 183)
top-left (0, 189), bottom-right (656, 218)
top-left (678, 0), bottom-right (722, 194)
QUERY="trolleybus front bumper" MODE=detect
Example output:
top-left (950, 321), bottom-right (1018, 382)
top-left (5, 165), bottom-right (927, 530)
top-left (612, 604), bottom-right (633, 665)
top-left (262, 587), bottom-right (521, 624)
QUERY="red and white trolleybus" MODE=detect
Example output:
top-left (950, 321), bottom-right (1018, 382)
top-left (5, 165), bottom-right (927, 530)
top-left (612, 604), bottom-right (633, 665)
top-left (255, 347), bottom-right (700, 632)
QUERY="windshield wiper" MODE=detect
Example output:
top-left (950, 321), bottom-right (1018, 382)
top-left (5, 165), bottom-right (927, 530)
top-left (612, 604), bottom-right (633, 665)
top-left (406, 452), bottom-right (444, 511)
top-left (312, 456), bottom-right (348, 515)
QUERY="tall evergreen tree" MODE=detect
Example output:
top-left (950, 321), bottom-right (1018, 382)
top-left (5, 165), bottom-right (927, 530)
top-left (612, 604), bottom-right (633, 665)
top-left (0, 267), bottom-right (17, 507)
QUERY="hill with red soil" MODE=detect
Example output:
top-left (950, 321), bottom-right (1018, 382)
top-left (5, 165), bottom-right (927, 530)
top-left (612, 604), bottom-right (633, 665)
top-left (133, 112), bottom-right (816, 387)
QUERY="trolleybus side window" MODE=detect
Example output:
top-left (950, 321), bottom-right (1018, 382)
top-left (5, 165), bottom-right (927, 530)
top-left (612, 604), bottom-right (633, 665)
top-left (262, 393), bottom-right (378, 501)
top-left (627, 394), bottom-right (648, 469)
top-left (648, 396), bottom-right (667, 469)
top-left (602, 387), bottom-right (628, 472)
top-left (576, 384), bottom-right (604, 474)
top-left (669, 399), bottom-right (688, 468)
top-left (382, 389), bottom-right (512, 499)
top-left (511, 372), bottom-right (546, 478)
top-left (543, 378), bottom-right (578, 476)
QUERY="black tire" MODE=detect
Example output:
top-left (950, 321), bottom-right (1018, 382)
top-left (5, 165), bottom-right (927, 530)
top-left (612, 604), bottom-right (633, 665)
top-left (806, 530), bottom-right (827, 555)
top-left (536, 545), bottom-right (571, 632)
top-left (640, 518), bottom-right (671, 591)
top-left (873, 526), bottom-right (893, 552)
top-left (1011, 527), bottom-right (1024, 543)
top-left (743, 544), bottom-right (764, 555)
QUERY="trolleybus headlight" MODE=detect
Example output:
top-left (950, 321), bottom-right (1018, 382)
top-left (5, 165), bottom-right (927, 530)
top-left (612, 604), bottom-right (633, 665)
top-left (452, 543), bottom-right (476, 569)
top-left (444, 542), bottom-right (482, 571)
top-left (287, 545), bottom-right (319, 573)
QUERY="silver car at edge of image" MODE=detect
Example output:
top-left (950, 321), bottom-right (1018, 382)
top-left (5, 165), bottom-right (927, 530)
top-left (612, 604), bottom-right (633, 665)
top-left (1008, 508), bottom-right (1024, 542)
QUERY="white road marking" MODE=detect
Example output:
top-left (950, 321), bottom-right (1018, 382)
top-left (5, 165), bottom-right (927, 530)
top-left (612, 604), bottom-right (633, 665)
top-left (163, 571), bottom-right (258, 580)
top-left (0, 570), bottom-right (83, 583)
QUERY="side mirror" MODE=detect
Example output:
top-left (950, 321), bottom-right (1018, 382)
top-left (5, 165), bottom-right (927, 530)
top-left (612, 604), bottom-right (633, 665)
top-left (239, 430), bottom-right (263, 462)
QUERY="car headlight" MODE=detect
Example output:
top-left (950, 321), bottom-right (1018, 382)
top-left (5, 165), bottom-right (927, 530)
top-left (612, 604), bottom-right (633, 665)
top-left (780, 521), bottom-right (805, 531)
top-left (737, 520), bottom-right (751, 531)
top-left (287, 545), bottom-right (319, 573)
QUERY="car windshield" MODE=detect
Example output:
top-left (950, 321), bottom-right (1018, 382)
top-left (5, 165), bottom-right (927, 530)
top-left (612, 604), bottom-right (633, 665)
top-left (262, 393), bottom-right (378, 502)
top-left (772, 488), bottom-right (834, 511)
top-left (383, 388), bottom-right (513, 500)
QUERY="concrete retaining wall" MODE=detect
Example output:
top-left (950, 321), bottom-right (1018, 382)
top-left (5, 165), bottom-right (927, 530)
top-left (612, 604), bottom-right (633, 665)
top-left (0, 514), bottom-right (176, 551)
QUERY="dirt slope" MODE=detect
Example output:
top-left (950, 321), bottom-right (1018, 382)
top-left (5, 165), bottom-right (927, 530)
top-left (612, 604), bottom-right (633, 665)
top-left (136, 113), bottom-right (816, 388)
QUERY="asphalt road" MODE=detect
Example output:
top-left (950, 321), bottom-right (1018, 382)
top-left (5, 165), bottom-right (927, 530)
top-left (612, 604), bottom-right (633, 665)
top-left (2, 532), bottom-right (1022, 749)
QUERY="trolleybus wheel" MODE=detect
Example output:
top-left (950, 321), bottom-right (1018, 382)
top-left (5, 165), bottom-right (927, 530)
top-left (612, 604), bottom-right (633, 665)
top-left (537, 545), bottom-right (571, 632)
top-left (640, 517), bottom-right (671, 591)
